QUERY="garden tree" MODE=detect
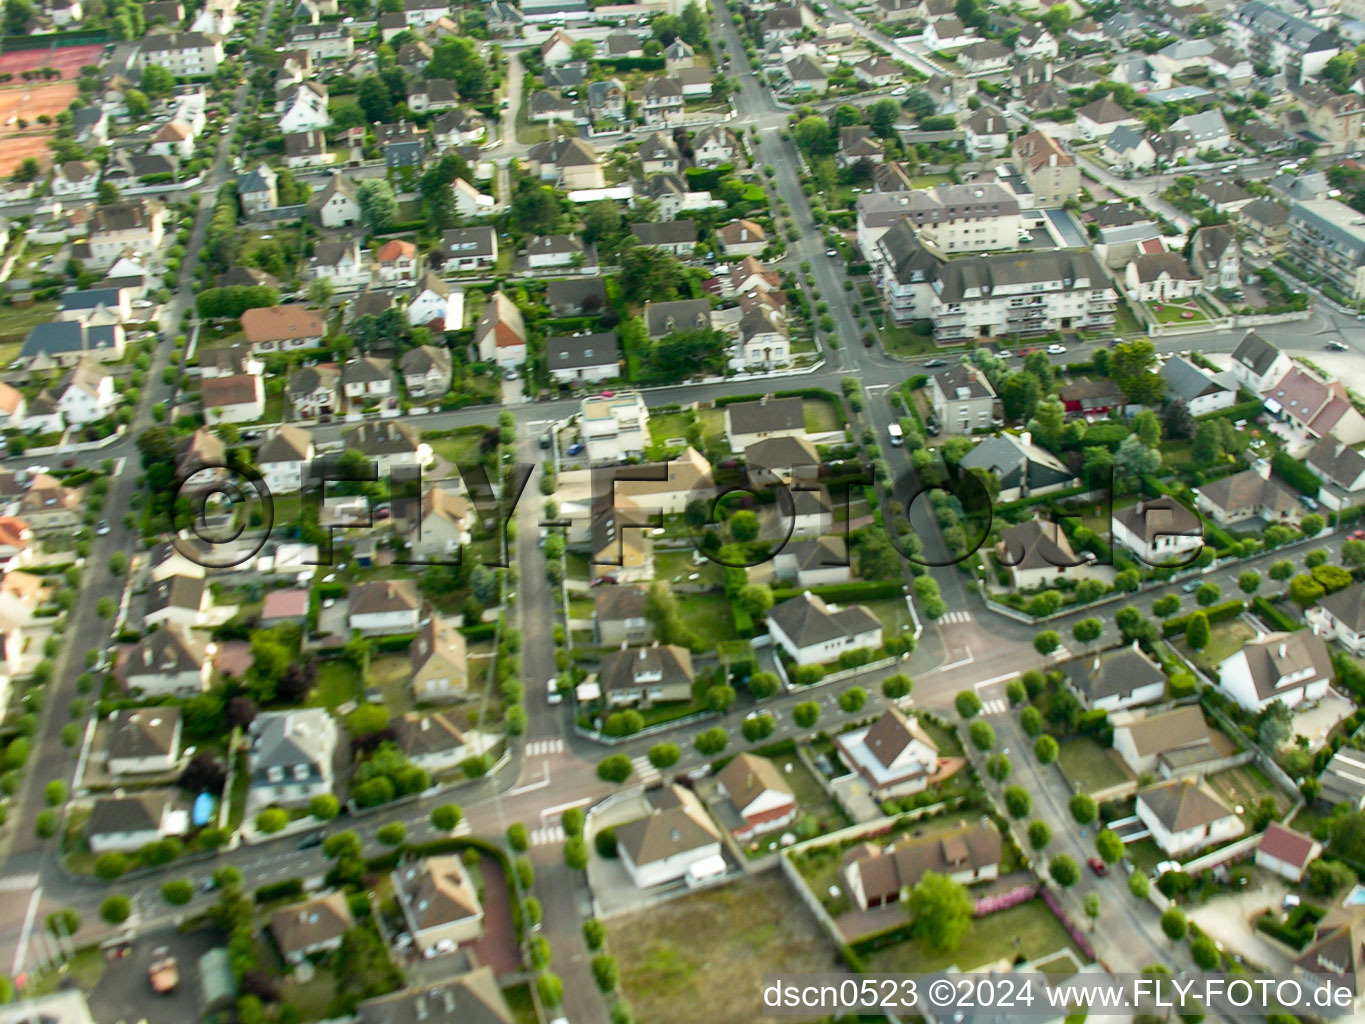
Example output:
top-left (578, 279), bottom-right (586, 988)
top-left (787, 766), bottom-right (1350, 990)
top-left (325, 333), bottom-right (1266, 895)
top-left (1269, 559), bottom-right (1295, 582)
top-left (1256, 700), bottom-right (1293, 748)
top-left (511, 177), bottom-right (562, 234)
top-left (1019, 706), bottom-right (1043, 736)
top-left (1070, 793), bottom-right (1097, 824)
top-left (694, 727), bottom-right (728, 756)
top-left (729, 509), bottom-right (759, 542)
top-left (954, 691), bottom-right (982, 718)
top-left (793, 701), bottom-right (820, 729)
top-left (1083, 892), bottom-right (1101, 931)
top-left (742, 713), bottom-right (775, 742)
top-left (1034, 735), bottom-right (1059, 763)
top-left (1185, 611), bottom-right (1211, 651)
top-left (907, 871), bottom-right (974, 951)
top-left (705, 685), bottom-right (736, 712)
top-left (838, 687), bottom-right (867, 713)
top-left (1028, 820), bottom-right (1052, 850)
top-left (431, 804), bottom-right (462, 831)
top-left (1162, 399), bottom-right (1195, 440)
top-left (1192, 420), bottom-right (1225, 465)
top-left (620, 245), bottom-right (686, 303)
top-left (1190, 935), bottom-right (1219, 970)
top-left (309, 794), bottom-right (339, 821)
top-left (1005, 786), bottom-right (1032, 818)
top-left (161, 880), bottom-right (194, 905)
top-left (583, 918), bottom-right (606, 951)
top-left (46, 909), bottom-right (79, 937)
top-left (868, 97), bottom-right (902, 136)
top-left (1113, 435), bottom-right (1162, 483)
top-left (334, 925), bottom-right (405, 1007)
top-left (1153, 594), bottom-right (1181, 618)
top-left (1096, 829), bottom-right (1124, 864)
top-left (1072, 617), bottom-right (1103, 647)
top-left (598, 754), bottom-right (634, 783)
top-left (1111, 339), bottom-right (1164, 404)
top-left (831, 103), bottom-right (862, 128)
top-left (1331, 810), bottom-right (1365, 863)
top-left (139, 63), bottom-right (176, 99)
top-left (882, 673), bottom-right (912, 700)
top-left (255, 808), bottom-right (287, 834)
top-left (737, 583), bottom-right (773, 617)
top-left (471, 565), bottom-right (500, 606)
top-left (537, 972), bottom-right (563, 1009)
top-left (100, 896), bottom-right (131, 924)
top-left (1000, 372), bottom-right (1042, 422)
top-left (987, 753), bottom-right (1011, 780)
top-left (1306, 859), bottom-right (1356, 898)
top-left (1027, 398), bottom-right (1066, 451)
top-left (96, 180), bottom-right (121, 205)
top-left (1033, 631), bottom-right (1061, 659)
top-left (124, 88), bottom-right (150, 120)
top-left (647, 742), bottom-right (680, 769)
top-left (968, 720), bottom-right (995, 751)
top-left (1343, 538), bottom-right (1365, 567)
top-left (855, 528), bottom-right (901, 580)
top-left (591, 954), bottom-right (619, 993)
top-left (356, 178), bottom-right (398, 233)
top-left (1160, 907), bottom-right (1188, 943)
top-left (1049, 855), bottom-right (1079, 888)
top-left (1289, 574), bottom-right (1326, 607)
top-left (357, 75), bottom-right (395, 121)
top-left (323, 832), bottom-right (361, 860)
top-left (377, 822), bottom-right (406, 846)
top-left (1195, 582), bottom-right (1221, 607)
top-left (1129, 869), bottom-right (1150, 898)
top-left (793, 114), bottom-right (834, 155)
top-left (1238, 570), bottom-right (1262, 595)
top-left (426, 36), bottom-right (490, 100)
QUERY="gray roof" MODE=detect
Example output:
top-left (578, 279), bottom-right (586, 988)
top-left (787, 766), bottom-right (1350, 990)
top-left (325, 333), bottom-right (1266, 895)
top-left (1306, 436), bottom-right (1365, 489)
top-left (58, 287), bottom-right (124, 313)
top-left (1059, 645), bottom-right (1165, 702)
top-left (250, 708), bottom-right (333, 775)
top-left (344, 419), bottom-right (420, 455)
top-left (1139, 779), bottom-right (1236, 832)
top-left (107, 707), bottom-right (181, 761)
top-left (1114, 496), bottom-right (1201, 545)
top-left (1321, 582), bottom-right (1365, 634)
top-left (88, 793), bottom-right (165, 835)
top-left (934, 250), bottom-right (1107, 304)
top-left (1161, 355), bottom-right (1233, 404)
top-left (546, 276), bottom-right (606, 311)
top-left (768, 591), bottom-right (880, 647)
top-left (1232, 631), bottom-right (1333, 702)
top-left (147, 575), bottom-right (206, 616)
top-left (1232, 331), bottom-right (1282, 376)
top-left (358, 969), bottom-right (512, 1024)
top-left (960, 433), bottom-right (1072, 491)
top-left (630, 221), bottom-right (697, 247)
top-left (725, 395), bottom-right (804, 436)
top-left (643, 298), bottom-right (711, 338)
top-left (1104, 124), bottom-right (1148, 155)
top-left (932, 363), bottom-right (995, 401)
top-left (548, 332), bottom-right (620, 372)
top-left (442, 226), bottom-right (496, 258)
top-left (1242, 199), bottom-right (1290, 228)
top-left (20, 321), bottom-right (120, 361)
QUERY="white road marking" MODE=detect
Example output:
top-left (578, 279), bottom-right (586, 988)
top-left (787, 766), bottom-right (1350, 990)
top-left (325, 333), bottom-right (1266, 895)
top-left (631, 755), bottom-right (661, 785)
top-left (530, 824), bottom-right (565, 846)
top-left (933, 649), bottom-right (975, 672)
top-left (12, 885), bottom-right (41, 976)
top-left (981, 699), bottom-right (1008, 715)
top-left (939, 610), bottom-right (972, 624)
top-left (540, 797), bottom-right (593, 820)
top-left (525, 738), bottom-right (565, 756)
top-left (0, 874), bottom-right (38, 892)
top-left (509, 765), bottom-right (551, 795)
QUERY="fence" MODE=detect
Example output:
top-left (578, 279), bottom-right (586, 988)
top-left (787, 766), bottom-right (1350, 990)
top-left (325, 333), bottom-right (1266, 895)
top-left (1040, 886), bottom-right (1097, 964)
top-left (1181, 831), bottom-right (1262, 875)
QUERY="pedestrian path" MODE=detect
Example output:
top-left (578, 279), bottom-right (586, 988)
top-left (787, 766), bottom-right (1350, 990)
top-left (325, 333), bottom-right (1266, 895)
top-left (525, 738), bottom-right (565, 756)
top-left (530, 824), bottom-right (565, 846)
top-left (631, 755), bottom-right (661, 786)
top-left (980, 698), bottom-right (1008, 715)
top-left (940, 610), bottom-right (972, 624)
top-left (0, 874), bottom-right (37, 892)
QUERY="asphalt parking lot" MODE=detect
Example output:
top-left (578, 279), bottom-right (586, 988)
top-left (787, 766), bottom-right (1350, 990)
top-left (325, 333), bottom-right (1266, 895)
top-left (88, 925), bottom-right (217, 1024)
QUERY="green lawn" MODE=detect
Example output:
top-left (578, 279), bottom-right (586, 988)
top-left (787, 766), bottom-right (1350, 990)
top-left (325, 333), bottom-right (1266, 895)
top-left (803, 398), bottom-right (844, 434)
top-left (314, 659), bottom-right (362, 709)
top-left (864, 597), bottom-right (913, 636)
top-left (1182, 620), bottom-right (1255, 675)
top-left (503, 982), bottom-right (538, 1024)
top-left (1112, 299), bottom-right (1143, 337)
top-left (428, 432), bottom-right (490, 468)
top-left (656, 549), bottom-right (723, 587)
top-left (1056, 736), bottom-right (1131, 793)
top-left (649, 410), bottom-right (696, 447)
top-left (368, 652), bottom-right (416, 715)
top-left (283, 965), bottom-right (337, 1020)
top-left (917, 715), bottom-right (964, 757)
top-left (676, 592), bottom-right (737, 644)
top-left (880, 323), bottom-right (938, 358)
top-left (1150, 301), bottom-right (1210, 324)
top-left (864, 898), bottom-right (1085, 973)
top-left (782, 755), bottom-right (849, 834)
top-left (0, 299), bottom-right (57, 360)
top-left (1124, 837), bottom-right (1166, 873)
top-left (25, 948), bottom-right (104, 996)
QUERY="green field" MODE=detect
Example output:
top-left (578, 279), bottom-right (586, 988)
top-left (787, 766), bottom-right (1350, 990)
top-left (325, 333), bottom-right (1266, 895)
top-left (1056, 736), bottom-right (1131, 793)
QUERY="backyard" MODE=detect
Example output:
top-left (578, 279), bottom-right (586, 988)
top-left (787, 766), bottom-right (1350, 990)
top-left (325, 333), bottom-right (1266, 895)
top-left (607, 872), bottom-right (849, 1024)
top-left (1208, 763), bottom-right (1292, 824)
top-left (1056, 736), bottom-right (1131, 794)
top-left (1179, 620), bottom-right (1256, 675)
top-left (862, 897), bottom-right (1087, 974)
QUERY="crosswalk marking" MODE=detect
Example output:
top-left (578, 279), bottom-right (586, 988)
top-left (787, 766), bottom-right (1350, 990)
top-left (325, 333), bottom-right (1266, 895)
top-left (981, 698), bottom-right (1008, 716)
top-left (631, 755), bottom-right (661, 786)
top-left (530, 824), bottom-right (565, 846)
top-left (0, 874), bottom-right (37, 892)
top-left (1053, 643), bottom-right (1072, 659)
top-left (525, 738), bottom-right (565, 756)
top-left (939, 610), bottom-right (972, 624)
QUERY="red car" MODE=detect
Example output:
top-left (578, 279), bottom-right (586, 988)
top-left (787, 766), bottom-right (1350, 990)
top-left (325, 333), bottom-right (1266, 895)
top-left (1352, 530), bottom-right (1365, 541)
top-left (1087, 857), bottom-right (1108, 877)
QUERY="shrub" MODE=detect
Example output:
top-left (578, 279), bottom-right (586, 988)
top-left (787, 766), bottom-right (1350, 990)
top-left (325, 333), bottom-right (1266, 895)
top-left (1005, 786), bottom-right (1032, 818)
top-left (100, 895), bottom-right (131, 924)
top-left (598, 755), bottom-right (633, 783)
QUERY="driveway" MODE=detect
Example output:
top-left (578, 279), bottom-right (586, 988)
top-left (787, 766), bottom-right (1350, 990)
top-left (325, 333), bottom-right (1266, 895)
top-left (1186, 872), bottom-right (1294, 971)
top-left (88, 925), bottom-right (219, 1024)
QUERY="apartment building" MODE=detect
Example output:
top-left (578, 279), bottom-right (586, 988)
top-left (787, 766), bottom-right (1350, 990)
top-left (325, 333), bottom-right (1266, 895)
top-left (930, 250), bottom-right (1116, 342)
top-left (1287, 199), bottom-right (1365, 301)
top-left (857, 183), bottom-right (1021, 256)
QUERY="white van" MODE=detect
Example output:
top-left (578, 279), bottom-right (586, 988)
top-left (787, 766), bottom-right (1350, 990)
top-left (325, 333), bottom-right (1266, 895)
top-left (887, 422), bottom-right (904, 447)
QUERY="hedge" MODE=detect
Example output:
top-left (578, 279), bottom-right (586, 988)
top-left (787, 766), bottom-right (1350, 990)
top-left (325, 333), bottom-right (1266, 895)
top-left (1199, 397), bottom-right (1267, 424)
top-left (254, 878), bottom-right (303, 904)
top-left (1162, 598), bottom-right (1245, 638)
top-left (460, 622), bottom-right (497, 642)
top-left (1252, 596), bottom-right (1302, 632)
top-left (1271, 451), bottom-right (1321, 497)
top-left (771, 580), bottom-right (904, 604)
top-left (372, 633), bottom-right (417, 653)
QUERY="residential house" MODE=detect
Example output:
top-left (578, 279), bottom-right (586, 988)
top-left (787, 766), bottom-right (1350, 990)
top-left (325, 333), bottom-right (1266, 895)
top-left (1319, 747), bottom-right (1365, 809)
top-left (834, 707), bottom-right (939, 800)
top-left (1217, 631), bottom-right (1333, 714)
top-left (284, 129), bottom-right (334, 170)
top-left (714, 753), bottom-right (797, 842)
top-left (1171, 109), bottom-right (1232, 151)
top-left (409, 616), bottom-right (468, 701)
top-left (403, 0), bottom-right (449, 26)
top-left (270, 893), bottom-right (354, 965)
top-left (1306, 436), bottom-right (1365, 510)
top-left (87, 794), bottom-right (183, 853)
top-left (526, 137), bottom-right (603, 190)
top-left (286, 364), bottom-right (339, 419)
top-left (767, 591), bottom-right (882, 667)
top-left (260, 589), bottom-right (310, 627)
top-left (144, 575), bottom-right (209, 631)
top-left (1196, 469), bottom-right (1300, 527)
top-left (616, 784), bottom-right (725, 888)
top-left (1230, 331), bottom-right (1292, 393)
top-left (278, 81), bottom-right (330, 134)
top-left (782, 56), bottom-right (828, 95)
top-left (106, 707), bottom-right (182, 776)
top-left (1059, 644), bottom-right (1167, 712)
top-left (237, 165), bottom-right (279, 216)
top-left (340, 356), bottom-right (393, 410)
top-left (1191, 225), bottom-right (1240, 292)
top-left (407, 78), bottom-right (460, 113)
top-left (431, 109), bottom-right (486, 148)
top-left (993, 519), bottom-right (1082, 590)
top-left (1112, 497), bottom-right (1204, 567)
top-left (439, 226), bottom-right (497, 273)
top-left (923, 15), bottom-right (975, 49)
top-left (590, 500), bottom-right (653, 584)
top-left (1125, 252), bottom-right (1200, 304)
top-left (1102, 126), bottom-right (1157, 172)
top-left (546, 277), bottom-right (606, 318)
top-left (1012, 131), bottom-right (1080, 206)
top-left (474, 291), bottom-right (527, 368)
top-left (450, 178), bottom-right (494, 218)
top-left (310, 173), bottom-right (360, 227)
top-left (1256, 823), bottom-right (1322, 883)
top-left (1195, 181), bottom-right (1255, 215)
top-left (960, 431), bottom-right (1075, 502)
top-left (400, 345), bottom-right (452, 399)
top-left (843, 821), bottom-right (1001, 911)
top-left (343, 420), bottom-right (431, 475)
top-left (241, 305), bottom-right (325, 354)
top-left (581, 391), bottom-right (649, 463)
top-left (119, 626), bottom-right (211, 697)
top-left (1111, 705), bottom-right (1223, 777)
top-left (737, 307), bottom-right (789, 368)
top-left (349, 579), bottom-right (421, 635)
top-left (1160, 355), bottom-right (1237, 416)
top-left (771, 536), bottom-right (850, 588)
top-left (644, 298), bottom-right (712, 340)
top-left (51, 160), bottom-right (99, 198)
top-left (149, 120), bottom-right (194, 160)
top-left (1015, 24), bottom-right (1058, 59)
top-left (1138, 779), bottom-right (1244, 856)
top-left (1264, 366), bottom-right (1365, 445)
top-left (961, 109), bottom-right (1008, 158)
top-left (693, 125), bottom-right (740, 168)
top-left (630, 221), bottom-right (697, 257)
top-left (838, 126), bottom-right (884, 168)
top-left (87, 199), bottom-right (164, 270)
top-left (724, 395), bottom-right (805, 450)
top-left (373, 239), bottom-right (419, 285)
top-left (593, 586), bottom-right (652, 647)
top-left (309, 236), bottom-right (367, 289)
top-left (959, 39), bottom-right (1011, 75)
top-left (408, 272), bottom-right (462, 330)
top-left (406, 486), bottom-right (474, 561)
top-left (55, 360), bottom-right (116, 426)
top-left (1294, 84), bottom-right (1365, 153)
top-left (717, 220), bottom-right (767, 258)
top-left (136, 31), bottom-right (222, 76)
top-left (1057, 378), bottom-right (1124, 420)
top-left (285, 22), bottom-right (354, 60)
top-left (539, 28), bottom-right (575, 66)
top-left (928, 364), bottom-right (996, 435)
top-left (393, 856), bottom-right (484, 954)
top-left (852, 56), bottom-right (900, 87)
top-left (547, 332), bottom-right (621, 385)
top-left (201, 373), bottom-right (265, 424)
top-left (249, 708), bottom-right (338, 805)
top-left (393, 711), bottom-right (485, 773)
top-left (599, 644), bottom-right (694, 707)
top-left (523, 234), bottom-right (590, 270)
top-left (1074, 98), bottom-right (1141, 141)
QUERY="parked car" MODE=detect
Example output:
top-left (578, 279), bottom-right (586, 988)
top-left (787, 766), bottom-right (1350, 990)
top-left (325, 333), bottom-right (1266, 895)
top-left (1046, 344), bottom-right (1067, 355)
top-left (1352, 530), bottom-right (1365, 541)
top-left (1326, 341), bottom-right (1348, 351)
top-left (1299, 494), bottom-right (1319, 511)
top-left (296, 831), bottom-right (324, 850)
top-left (1181, 579), bottom-right (1202, 593)
top-left (566, 441), bottom-right (584, 456)
top-left (1087, 857), bottom-right (1108, 877)
top-left (95, 520), bottom-right (111, 536)
top-left (923, 358), bottom-right (947, 368)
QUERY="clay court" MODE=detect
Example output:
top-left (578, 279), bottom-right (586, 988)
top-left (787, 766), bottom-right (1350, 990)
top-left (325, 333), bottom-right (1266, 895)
top-left (0, 46), bottom-right (100, 176)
